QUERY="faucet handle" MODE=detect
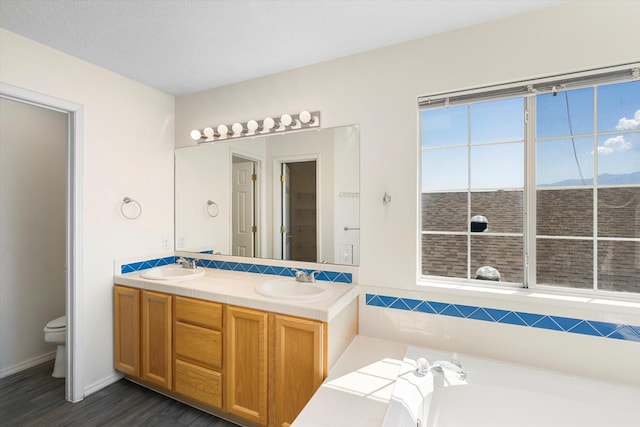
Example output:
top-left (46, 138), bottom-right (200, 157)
top-left (309, 271), bottom-right (322, 282)
top-left (291, 268), bottom-right (307, 281)
top-left (415, 357), bottom-right (429, 376)
top-left (451, 353), bottom-right (461, 368)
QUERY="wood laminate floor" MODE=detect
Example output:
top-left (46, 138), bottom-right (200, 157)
top-left (0, 361), bottom-right (238, 427)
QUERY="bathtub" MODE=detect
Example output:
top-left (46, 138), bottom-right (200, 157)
top-left (383, 345), bottom-right (640, 427)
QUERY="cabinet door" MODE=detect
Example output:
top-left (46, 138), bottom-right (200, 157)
top-left (141, 290), bottom-right (173, 390)
top-left (225, 305), bottom-right (268, 426)
top-left (113, 285), bottom-right (140, 377)
top-left (271, 314), bottom-right (326, 427)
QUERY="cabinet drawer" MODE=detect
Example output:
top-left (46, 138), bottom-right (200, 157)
top-left (175, 296), bottom-right (222, 330)
top-left (175, 322), bottom-right (222, 370)
top-left (175, 359), bottom-right (222, 409)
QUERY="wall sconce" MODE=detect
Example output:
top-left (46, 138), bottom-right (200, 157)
top-left (190, 110), bottom-right (321, 143)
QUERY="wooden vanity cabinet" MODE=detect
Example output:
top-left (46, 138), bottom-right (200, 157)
top-left (174, 296), bottom-right (224, 409)
top-left (115, 285), bottom-right (339, 427)
top-left (141, 290), bottom-right (173, 390)
top-left (114, 286), bottom-right (173, 390)
top-left (225, 305), bottom-right (269, 426)
top-left (270, 314), bottom-right (326, 427)
top-left (114, 285), bottom-right (141, 377)
top-left (225, 305), bottom-right (327, 427)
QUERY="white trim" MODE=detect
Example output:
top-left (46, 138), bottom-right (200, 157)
top-left (83, 372), bottom-right (123, 397)
top-left (0, 351), bottom-right (56, 378)
top-left (0, 82), bottom-right (84, 403)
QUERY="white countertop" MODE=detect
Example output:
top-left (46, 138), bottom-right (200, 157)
top-left (293, 336), bottom-right (408, 427)
top-left (114, 267), bottom-right (358, 322)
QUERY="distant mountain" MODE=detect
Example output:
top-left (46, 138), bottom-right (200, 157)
top-left (540, 172), bottom-right (640, 187)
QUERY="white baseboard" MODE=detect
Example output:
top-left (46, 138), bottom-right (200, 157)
top-left (83, 371), bottom-right (124, 397)
top-left (0, 351), bottom-right (56, 378)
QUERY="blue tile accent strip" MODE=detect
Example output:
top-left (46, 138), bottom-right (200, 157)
top-left (120, 256), bottom-right (177, 274)
top-left (121, 256), bottom-right (352, 283)
top-left (365, 293), bottom-right (640, 343)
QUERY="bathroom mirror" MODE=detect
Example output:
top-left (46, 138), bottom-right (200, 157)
top-left (175, 125), bottom-right (360, 265)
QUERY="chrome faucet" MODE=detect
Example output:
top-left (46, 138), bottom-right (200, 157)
top-left (415, 357), bottom-right (467, 381)
top-left (430, 360), bottom-right (467, 381)
top-left (177, 257), bottom-right (198, 269)
top-left (292, 269), bottom-right (320, 283)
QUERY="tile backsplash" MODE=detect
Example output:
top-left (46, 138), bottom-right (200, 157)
top-left (120, 256), bottom-right (352, 284)
top-left (366, 293), bottom-right (640, 343)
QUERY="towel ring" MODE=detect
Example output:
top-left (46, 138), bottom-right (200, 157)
top-left (121, 196), bottom-right (142, 220)
top-left (207, 200), bottom-right (219, 217)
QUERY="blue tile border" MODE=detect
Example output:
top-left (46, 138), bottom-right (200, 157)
top-left (120, 256), bottom-right (352, 284)
top-left (120, 256), bottom-right (177, 274)
top-left (365, 293), bottom-right (640, 343)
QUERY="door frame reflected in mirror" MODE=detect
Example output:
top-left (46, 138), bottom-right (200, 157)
top-left (274, 156), bottom-right (320, 263)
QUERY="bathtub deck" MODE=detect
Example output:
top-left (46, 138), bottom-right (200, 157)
top-left (295, 335), bottom-right (640, 427)
top-left (293, 336), bottom-right (408, 426)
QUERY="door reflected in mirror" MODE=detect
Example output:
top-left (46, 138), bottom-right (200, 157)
top-left (231, 155), bottom-right (258, 257)
top-left (175, 125), bottom-right (359, 266)
top-left (279, 160), bottom-right (317, 262)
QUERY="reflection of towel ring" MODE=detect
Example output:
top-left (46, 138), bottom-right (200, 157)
top-left (206, 200), bottom-right (219, 217)
top-left (121, 196), bottom-right (142, 220)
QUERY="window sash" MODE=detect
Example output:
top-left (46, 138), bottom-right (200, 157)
top-left (419, 64), bottom-right (640, 295)
top-left (418, 64), bottom-right (639, 109)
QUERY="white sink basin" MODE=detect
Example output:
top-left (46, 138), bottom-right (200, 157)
top-left (256, 278), bottom-right (332, 300)
top-left (140, 265), bottom-right (205, 281)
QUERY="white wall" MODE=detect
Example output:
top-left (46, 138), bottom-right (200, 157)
top-left (0, 98), bottom-right (66, 376)
top-left (0, 29), bottom-right (175, 392)
top-left (175, 1), bottom-right (640, 385)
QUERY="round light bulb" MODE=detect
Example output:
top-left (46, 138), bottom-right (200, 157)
top-left (217, 124), bottom-right (229, 136)
top-left (299, 110), bottom-right (313, 124)
top-left (263, 117), bottom-right (275, 130)
top-left (203, 127), bottom-right (215, 138)
top-left (232, 122), bottom-right (244, 136)
top-left (190, 129), bottom-right (202, 140)
top-left (247, 119), bottom-right (260, 132)
top-left (280, 113), bottom-right (293, 127)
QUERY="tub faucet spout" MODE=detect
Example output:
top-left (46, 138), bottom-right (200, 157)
top-left (431, 360), bottom-right (467, 381)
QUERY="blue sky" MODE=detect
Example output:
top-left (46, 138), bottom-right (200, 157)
top-left (421, 80), bottom-right (640, 191)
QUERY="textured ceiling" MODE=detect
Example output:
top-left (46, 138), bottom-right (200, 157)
top-left (0, 0), bottom-right (566, 96)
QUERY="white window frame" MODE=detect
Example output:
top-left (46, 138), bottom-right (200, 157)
top-left (418, 63), bottom-right (640, 299)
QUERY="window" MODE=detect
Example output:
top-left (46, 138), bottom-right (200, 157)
top-left (419, 66), bottom-right (640, 295)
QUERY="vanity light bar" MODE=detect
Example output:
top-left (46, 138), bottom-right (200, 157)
top-left (190, 111), bottom-right (321, 143)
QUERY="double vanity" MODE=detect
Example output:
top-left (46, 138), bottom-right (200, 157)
top-left (113, 263), bottom-right (358, 427)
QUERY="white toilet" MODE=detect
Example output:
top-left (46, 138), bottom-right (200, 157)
top-left (43, 315), bottom-right (66, 378)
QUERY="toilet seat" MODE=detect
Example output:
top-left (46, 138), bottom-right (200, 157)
top-left (44, 315), bottom-right (66, 332)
